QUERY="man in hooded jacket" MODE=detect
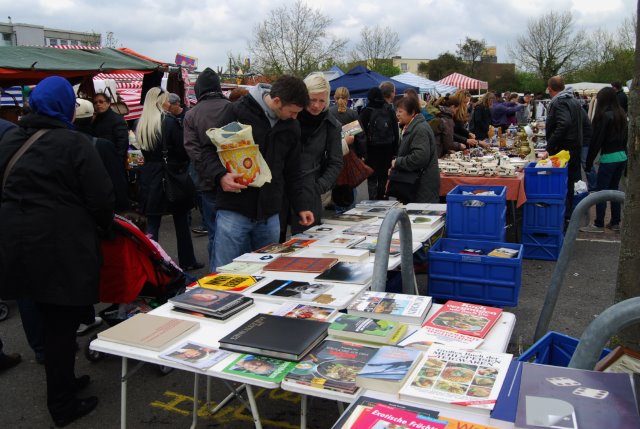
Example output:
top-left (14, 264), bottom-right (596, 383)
top-left (183, 68), bottom-right (234, 271)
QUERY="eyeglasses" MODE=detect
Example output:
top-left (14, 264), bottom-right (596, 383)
top-left (94, 100), bottom-right (108, 105)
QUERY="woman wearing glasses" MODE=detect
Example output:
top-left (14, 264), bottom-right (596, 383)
top-left (91, 92), bottom-right (129, 163)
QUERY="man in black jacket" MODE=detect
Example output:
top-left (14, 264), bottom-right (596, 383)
top-left (611, 81), bottom-right (628, 114)
top-left (211, 76), bottom-right (314, 268)
top-left (183, 68), bottom-right (234, 271)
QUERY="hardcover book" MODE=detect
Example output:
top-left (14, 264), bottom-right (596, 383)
top-left (218, 314), bottom-right (329, 361)
top-left (233, 252), bottom-right (282, 263)
top-left (159, 341), bottom-right (230, 370)
top-left (355, 346), bottom-right (422, 393)
top-left (304, 224), bottom-right (348, 235)
top-left (423, 301), bottom-right (503, 338)
top-left (321, 248), bottom-right (370, 263)
top-left (194, 273), bottom-right (264, 292)
top-left (169, 287), bottom-right (254, 318)
top-left (331, 395), bottom-right (440, 429)
top-left (97, 313), bottom-right (199, 352)
top-left (406, 209), bottom-right (447, 217)
top-left (310, 234), bottom-right (366, 248)
top-left (329, 314), bottom-right (406, 345)
top-left (489, 360), bottom-right (523, 429)
top-left (398, 325), bottom-right (484, 350)
top-left (251, 279), bottom-right (334, 301)
top-left (262, 256), bottom-right (338, 273)
top-left (399, 345), bottom-right (513, 416)
top-left (314, 262), bottom-right (374, 285)
top-left (354, 403), bottom-right (448, 429)
top-left (353, 237), bottom-right (402, 255)
top-left (409, 215), bottom-right (444, 229)
top-left (282, 237), bottom-right (318, 248)
top-left (343, 222), bottom-right (398, 237)
top-left (322, 213), bottom-right (378, 226)
top-left (254, 242), bottom-right (301, 255)
top-left (271, 302), bottom-right (338, 322)
top-left (284, 340), bottom-right (378, 394)
top-left (222, 354), bottom-right (296, 383)
top-left (356, 200), bottom-right (401, 209)
top-left (347, 291), bottom-right (432, 324)
top-left (215, 261), bottom-right (265, 275)
top-left (514, 362), bottom-right (640, 429)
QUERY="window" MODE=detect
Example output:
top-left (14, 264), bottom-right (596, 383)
top-left (1, 33), bottom-right (11, 46)
top-left (401, 63), bottom-right (408, 72)
top-left (60, 39), bottom-right (68, 45)
top-left (48, 38), bottom-right (58, 45)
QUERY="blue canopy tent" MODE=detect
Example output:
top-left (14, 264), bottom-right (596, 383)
top-left (329, 65), bottom-right (418, 99)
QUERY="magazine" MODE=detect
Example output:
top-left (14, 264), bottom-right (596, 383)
top-left (159, 341), bottom-right (230, 370)
top-left (222, 354), bottom-right (296, 383)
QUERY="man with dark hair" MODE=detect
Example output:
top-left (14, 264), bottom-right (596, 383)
top-left (184, 68), bottom-right (234, 272)
top-left (611, 81), bottom-right (628, 113)
top-left (211, 75), bottom-right (314, 267)
top-left (546, 75), bottom-right (592, 218)
top-left (379, 81), bottom-right (396, 105)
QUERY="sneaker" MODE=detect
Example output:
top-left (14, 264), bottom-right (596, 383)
top-left (76, 317), bottom-right (103, 336)
top-left (191, 226), bottom-right (208, 235)
top-left (606, 223), bottom-right (621, 232)
top-left (579, 224), bottom-right (604, 233)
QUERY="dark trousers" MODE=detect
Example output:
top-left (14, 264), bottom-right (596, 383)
top-left (37, 302), bottom-right (93, 419)
top-left (17, 298), bottom-right (45, 360)
top-left (147, 211), bottom-right (196, 268)
top-left (594, 161), bottom-right (626, 227)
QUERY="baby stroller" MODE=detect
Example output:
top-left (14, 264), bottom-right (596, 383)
top-left (85, 215), bottom-right (187, 371)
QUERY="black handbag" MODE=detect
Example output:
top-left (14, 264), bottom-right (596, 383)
top-left (385, 167), bottom-right (422, 204)
top-left (160, 120), bottom-right (195, 206)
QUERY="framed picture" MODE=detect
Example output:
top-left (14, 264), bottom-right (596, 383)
top-left (594, 346), bottom-right (640, 374)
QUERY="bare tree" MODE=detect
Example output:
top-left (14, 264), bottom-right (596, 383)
top-left (103, 31), bottom-right (121, 48)
top-left (509, 11), bottom-right (588, 81)
top-left (353, 25), bottom-right (400, 71)
top-left (248, 0), bottom-right (347, 77)
top-left (615, 1), bottom-right (640, 348)
top-left (456, 37), bottom-right (486, 75)
top-left (618, 14), bottom-right (638, 51)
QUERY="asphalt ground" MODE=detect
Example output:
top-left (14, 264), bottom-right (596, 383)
top-left (0, 199), bottom-right (623, 428)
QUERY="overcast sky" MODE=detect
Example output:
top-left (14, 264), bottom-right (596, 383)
top-left (2, 0), bottom-right (635, 71)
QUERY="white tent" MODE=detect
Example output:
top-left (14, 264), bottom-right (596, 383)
top-left (566, 82), bottom-right (610, 94)
top-left (391, 72), bottom-right (457, 96)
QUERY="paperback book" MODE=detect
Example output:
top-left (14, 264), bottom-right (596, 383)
top-left (195, 272), bottom-right (264, 292)
top-left (254, 242), bottom-right (301, 255)
top-left (353, 403), bottom-right (448, 429)
top-left (487, 247), bottom-right (519, 258)
top-left (409, 215), bottom-right (444, 229)
top-left (343, 222), bottom-right (398, 237)
top-left (262, 256), bottom-right (338, 273)
top-left (218, 313), bottom-right (329, 361)
top-left (282, 237), bottom-right (318, 248)
top-left (347, 291), bottom-right (432, 324)
top-left (314, 262), bottom-right (373, 285)
top-left (406, 209), bottom-right (447, 217)
top-left (304, 224), bottom-right (348, 235)
top-left (329, 314), bottom-right (407, 345)
top-left (353, 237), bottom-right (402, 255)
top-left (233, 252), bottom-right (282, 263)
top-left (271, 302), bottom-right (338, 322)
top-left (398, 325), bottom-right (484, 350)
top-left (159, 341), bottom-right (230, 370)
top-left (355, 346), bottom-right (422, 393)
top-left (215, 261), bottom-right (265, 275)
top-left (284, 340), bottom-right (378, 394)
top-left (169, 287), bottom-right (254, 319)
top-left (331, 395), bottom-right (440, 429)
top-left (322, 213), bottom-right (378, 226)
top-left (321, 248), bottom-right (370, 263)
top-left (342, 120), bottom-right (363, 137)
top-left (222, 354), bottom-right (296, 383)
top-left (310, 234), bottom-right (366, 249)
top-left (399, 344), bottom-right (513, 415)
top-left (423, 301), bottom-right (503, 338)
top-left (356, 200), bottom-right (400, 209)
top-left (250, 279), bottom-right (334, 301)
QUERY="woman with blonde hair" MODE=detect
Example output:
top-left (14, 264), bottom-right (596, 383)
top-left (136, 87), bottom-right (202, 270)
top-left (280, 73), bottom-right (343, 238)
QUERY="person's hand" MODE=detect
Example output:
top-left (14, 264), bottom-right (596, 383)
top-left (220, 172), bottom-right (248, 193)
top-left (478, 141), bottom-right (490, 149)
top-left (469, 132), bottom-right (476, 139)
top-left (297, 211), bottom-right (314, 226)
top-left (459, 144), bottom-right (467, 150)
top-left (344, 135), bottom-right (355, 145)
top-left (466, 138), bottom-right (478, 146)
top-left (391, 159), bottom-right (396, 168)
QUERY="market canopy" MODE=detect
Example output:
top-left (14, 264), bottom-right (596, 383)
top-left (0, 46), bottom-right (162, 85)
top-left (329, 65), bottom-right (418, 99)
top-left (391, 72), bottom-right (457, 96)
top-left (566, 82), bottom-right (610, 94)
top-left (438, 72), bottom-right (488, 91)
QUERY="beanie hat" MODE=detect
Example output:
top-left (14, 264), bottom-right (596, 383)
top-left (195, 68), bottom-right (222, 100)
top-left (75, 98), bottom-right (94, 119)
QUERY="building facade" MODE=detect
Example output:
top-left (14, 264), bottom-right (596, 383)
top-left (0, 22), bottom-right (101, 47)
top-left (392, 57), bottom-right (430, 76)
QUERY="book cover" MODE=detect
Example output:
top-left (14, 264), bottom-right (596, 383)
top-left (343, 222), bottom-right (398, 237)
top-left (356, 200), bottom-right (400, 208)
top-left (159, 341), bottom-right (230, 370)
top-left (398, 325), bottom-right (484, 350)
top-left (263, 256), bottom-right (338, 273)
top-left (331, 395), bottom-right (440, 429)
top-left (409, 215), bottom-right (444, 229)
top-left (515, 362), bottom-right (640, 428)
top-left (399, 345), bottom-right (513, 415)
top-left (487, 247), bottom-right (519, 258)
top-left (304, 224), bottom-right (348, 235)
top-left (282, 237), bottom-right (318, 248)
top-left (218, 314), bottom-right (329, 361)
top-left (222, 354), bottom-right (296, 383)
top-left (329, 314), bottom-right (403, 345)
top-left (315, 262), bottom-right (373, 285)
top-left (459, 248), bottom-right (485, 256)
top-left (322, 213), bottom-right (378, 225)
top-left (321, 248), bottom-right (370, 263)
top-left (356, 346), bottom-right (422, 393)
top-left (251, 279), bottom-right (333, 300)
top-left (233, 252), bottom-right (282, 263)
top-left (97, 313), bottom-right (199, 352)
top-left (271, 302), bottom-right (338, 322)
top-left (310, 234), bottom-right (366, 248)
top-left (169, 287), bottom-right (253, 316)
top-left (342, 120), bottom-right (363, 137)
top-left (406, 209), bottom-right (446, 216)
top-left (215, 261), bottom-right (265, 275)
top-left (423, 301), bottom-right (503, 338)
top-left (489, 360), bottom-right (523, 429)
top-left (355, 403), bottom-right (448, 429)
top-left (284, 340), bottom-right (378, 394)
top-left (171, 306), bottom-right (251, 321)
top-left (195, 273), bottom-right (264, 292)
top-left (354, 237), bottom-right (402, 255)
top-left (361, 207), bottom-right (392, 216)
top-left (347, 291), bottom-right (433, 324)
top-left (254, 242), bottom-right (300, 254)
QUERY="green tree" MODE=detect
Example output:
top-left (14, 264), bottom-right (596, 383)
top-left (371, 60), bottom-right (400, 78)
top-left (513, 70), bottom-right (546, 94)
top-left (456, 37), bottom-right (486, 75)
top-left (426, 53), bottom-right (465, 81)
top-left (417, 61), bottom-right (429, 77)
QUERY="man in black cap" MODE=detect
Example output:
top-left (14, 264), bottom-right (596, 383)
top-left (183, 68), bottom-right (234, 272)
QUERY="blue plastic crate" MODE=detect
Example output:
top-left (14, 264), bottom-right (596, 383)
top-left (518, 331), bottom-right (611, 367)
top-left (522, 230), bottom-right (564, 261)
top-left (522, 199), bottom-right (566, 233)
top-left (446, 185), bottom-right (506, 242)
top-left (524, 162), bottom-right (568, 199)
top-left (428, 238), bottom-right (523, 307)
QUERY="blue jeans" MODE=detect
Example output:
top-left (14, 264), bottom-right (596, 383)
top-left (214, 210), bottom-right (280, 268)
top-left (594, 161), bottom-right (626, 227)
top-left (581, 146), bottom-right (598, 191)
top-left (200, 191), bottom-right (217, 272)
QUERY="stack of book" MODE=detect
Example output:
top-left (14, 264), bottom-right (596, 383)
top-left (355, 200), bottom-right (400, 210)
top-left (347, 291), bottom-right (433, 325)
top-left (193, 273), bottom-right (264, 292)
top-left (169, 287), bottom-right (254, 320)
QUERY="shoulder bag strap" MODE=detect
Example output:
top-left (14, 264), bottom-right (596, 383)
top-left (2, 129), bottom-right (50, 192)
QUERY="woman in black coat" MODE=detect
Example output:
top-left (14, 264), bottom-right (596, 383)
top-left (136, 87), bottom-right (202, 270)
top-left (0, 76), bottom-right (114, 426)
top-left (91, 92), bottom-right (130, 162)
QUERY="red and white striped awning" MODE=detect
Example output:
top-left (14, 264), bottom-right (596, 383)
top-left (119, 88), bottom-right (143, 121)
top-left (438, 72), bottom-right (488, 90)
top-left (94, 72), bottom-right (143, 89)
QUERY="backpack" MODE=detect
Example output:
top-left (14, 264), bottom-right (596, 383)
top-left (366, 105), bottom-right (395, 146)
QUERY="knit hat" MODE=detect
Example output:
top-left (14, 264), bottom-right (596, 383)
top-left (195, 68), bottom-right (222, 100)
top-left (75, 98), bottom-right (94, 119)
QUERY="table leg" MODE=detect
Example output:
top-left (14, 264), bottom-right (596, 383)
top-left (120, 357), bottom-right (127, 429)
top-left (245, 385), bottom-right (263, 429)
top-left (300, 394), bottom-right (308, 429)
top-left (337, 401), bottom-right (345, 414)
top-left (208, 382), bottom-right (248, 414)
top-left (512, 200), bottom-right (519, 242)
top-left (190, 373), bottom-right (199, 429)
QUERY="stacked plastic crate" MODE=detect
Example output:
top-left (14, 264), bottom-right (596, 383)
top-left (522, 162), bottom-right (568, 260)
top-left (428, 185), bottom-right (524, 307)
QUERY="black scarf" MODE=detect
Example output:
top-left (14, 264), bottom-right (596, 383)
top-left (298, 109), bottom-right (326, 144)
